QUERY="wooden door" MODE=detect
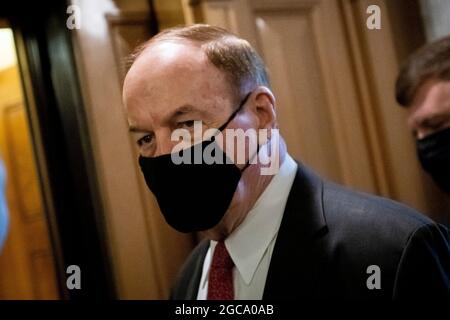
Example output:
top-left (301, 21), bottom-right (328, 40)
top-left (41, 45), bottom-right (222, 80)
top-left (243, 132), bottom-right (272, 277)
top-left (0, 64), bottom-right (59, 299)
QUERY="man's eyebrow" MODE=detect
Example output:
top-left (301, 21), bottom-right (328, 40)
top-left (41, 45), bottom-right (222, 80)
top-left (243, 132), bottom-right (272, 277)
top-left (423, 112), bottom-right (449, 125)
top-left (169, 104), bottom-right (200, 119)
top-left (129, 125), bottom-right (147, 133)
top-left (163, 104), bottom-right (209, 124)
top-left (128, 104), bottom-right (207, 133)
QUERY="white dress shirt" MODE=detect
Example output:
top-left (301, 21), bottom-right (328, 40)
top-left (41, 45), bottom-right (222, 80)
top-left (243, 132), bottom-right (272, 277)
top-left (197, 154), bottom-right (298, 300)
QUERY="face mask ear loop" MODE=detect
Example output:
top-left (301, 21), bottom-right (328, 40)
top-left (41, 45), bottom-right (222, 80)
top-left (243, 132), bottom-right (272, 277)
top-left (240, 143), bottom-right (259, 173)
top-left (210, 91), bottom-right (252, 144)
top-left (214, 92), bottom-right (253, 166)
top-left (241, 128), bottom-right (276, 173)
top-left (217, 92), bottom-right (252, 132)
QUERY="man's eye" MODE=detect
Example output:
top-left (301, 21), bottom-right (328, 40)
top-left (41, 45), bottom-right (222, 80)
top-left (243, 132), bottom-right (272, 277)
top-left (432, 121), bottom-right (449, 131)
top-left (137, 134), bottom-right (153, 146)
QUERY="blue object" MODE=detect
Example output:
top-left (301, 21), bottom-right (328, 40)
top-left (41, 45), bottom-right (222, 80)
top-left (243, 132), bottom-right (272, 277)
top-left (0, 159), bottom-right (9, 251)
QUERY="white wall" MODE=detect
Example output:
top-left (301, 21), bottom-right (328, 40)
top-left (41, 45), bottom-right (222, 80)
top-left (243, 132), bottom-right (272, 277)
top-left (420, 0), bottom-right (450, 41)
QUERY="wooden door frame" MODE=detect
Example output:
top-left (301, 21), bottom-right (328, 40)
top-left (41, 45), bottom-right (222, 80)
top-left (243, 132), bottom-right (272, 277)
top-left (3, 0), bottom-right (116, 299)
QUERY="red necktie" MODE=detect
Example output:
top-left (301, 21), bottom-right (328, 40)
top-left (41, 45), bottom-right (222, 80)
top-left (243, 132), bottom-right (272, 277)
top-left (207, 241), bottom-right (234, 300)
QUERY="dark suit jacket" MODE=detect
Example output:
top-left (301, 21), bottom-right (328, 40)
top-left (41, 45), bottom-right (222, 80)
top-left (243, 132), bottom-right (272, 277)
top-left (171, 162), bottom-right (450, 299)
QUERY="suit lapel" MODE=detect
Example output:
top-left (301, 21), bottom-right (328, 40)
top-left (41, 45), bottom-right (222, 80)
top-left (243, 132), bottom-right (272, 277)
top-left (263, 162), bottom-right (327, 299)
top-left (174, 240), bottom-right (209, 300)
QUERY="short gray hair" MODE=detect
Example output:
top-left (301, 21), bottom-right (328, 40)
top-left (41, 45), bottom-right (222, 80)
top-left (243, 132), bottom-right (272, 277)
top-left (129, 24), bottom-right (270, 103)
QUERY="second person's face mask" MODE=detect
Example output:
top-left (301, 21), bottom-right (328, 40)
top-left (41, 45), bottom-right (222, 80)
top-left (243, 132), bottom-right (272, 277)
top-left (139, 93), bottom-right (253, 233)
top-left (417, 126), bottom-right (450, 194)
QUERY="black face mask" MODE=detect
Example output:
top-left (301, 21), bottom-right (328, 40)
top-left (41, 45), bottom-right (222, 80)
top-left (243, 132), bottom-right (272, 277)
top-left (138, 93), bottom-right (253, 233)
top-left (417, 127), bottom-right (450, 194)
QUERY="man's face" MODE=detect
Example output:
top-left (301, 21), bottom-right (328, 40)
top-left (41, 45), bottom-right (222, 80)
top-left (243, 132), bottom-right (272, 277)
top-left (406, 79), bottom-right (450, 194)
top-left (407, 80), bottom-right (450, 139)
top-left (122, 41), bottom-right (254, 158)
top-left (122, 41), bottom-right (277, 237)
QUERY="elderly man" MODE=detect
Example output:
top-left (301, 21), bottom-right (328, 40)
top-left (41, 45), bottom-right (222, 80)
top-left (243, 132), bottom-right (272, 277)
top-left (123, 24), bottom-right (449, 300)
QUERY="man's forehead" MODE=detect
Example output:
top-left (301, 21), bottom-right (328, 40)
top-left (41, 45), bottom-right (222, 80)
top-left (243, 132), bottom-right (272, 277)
top-left (406, 80), bottom-right (450, 126)
top-left (412, 80), bottom-right (450, 109)
top-left (123, 41), bottom-right (226, 101)
top-left (131, 41), bottom-right (208, 77)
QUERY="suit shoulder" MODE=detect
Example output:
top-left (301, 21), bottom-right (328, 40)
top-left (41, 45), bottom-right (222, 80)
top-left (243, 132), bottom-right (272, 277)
top-left (314, 180), bottom-right (448, 298)
top-left (322, 180), bottom-right (434, 245)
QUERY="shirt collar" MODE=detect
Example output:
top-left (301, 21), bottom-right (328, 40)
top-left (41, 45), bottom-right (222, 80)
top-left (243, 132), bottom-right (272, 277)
top-left (223, 154), bottom-right (298, 285)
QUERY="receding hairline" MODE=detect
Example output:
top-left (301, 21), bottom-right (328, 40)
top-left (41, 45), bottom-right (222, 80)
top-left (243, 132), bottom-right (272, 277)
top-left (129, 34), bottom-right (251, 78)
top-left (129, 25), bottom-right (243, 67)
top-left (126, 24), bottom-right (270, 104)
top-left (130, 38), bottom-right (209, 69)
top-left (124, 38), bottom-right (239, 107)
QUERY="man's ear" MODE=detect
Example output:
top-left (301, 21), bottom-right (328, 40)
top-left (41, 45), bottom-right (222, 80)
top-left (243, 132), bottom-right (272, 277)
top-left (252, 86), bottom-right (276, 131)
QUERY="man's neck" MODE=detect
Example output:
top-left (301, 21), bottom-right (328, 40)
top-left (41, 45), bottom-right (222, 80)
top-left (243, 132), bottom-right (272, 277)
top-left (201, 138), bottom-right (287, 241)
